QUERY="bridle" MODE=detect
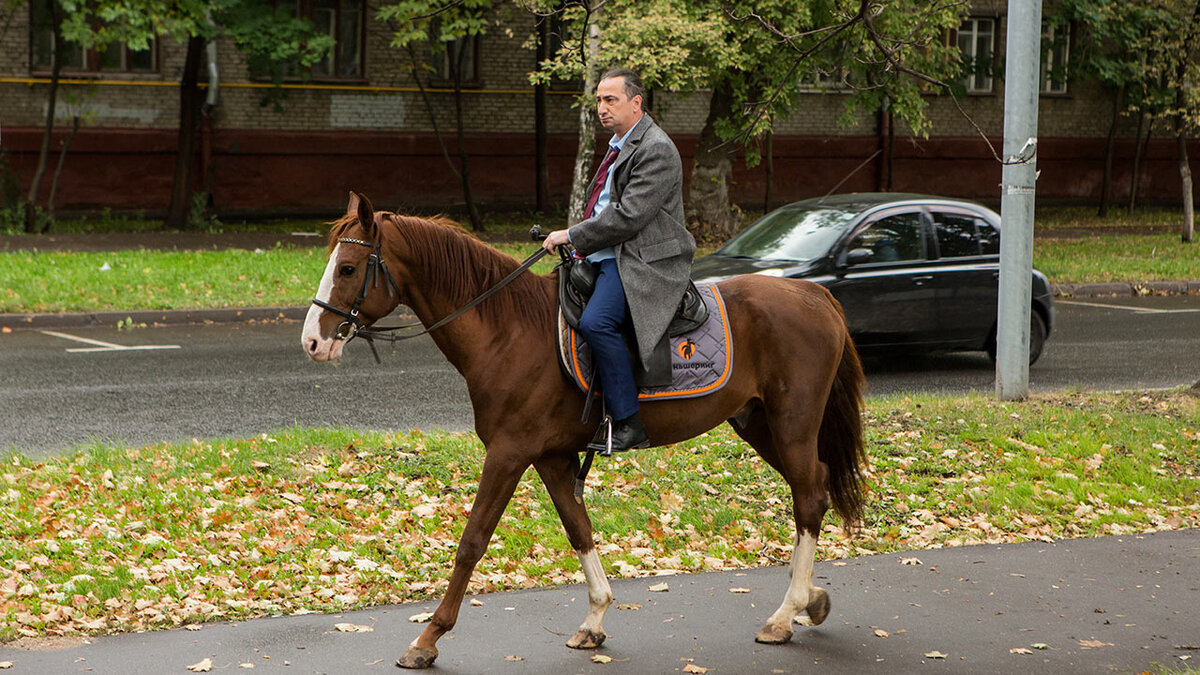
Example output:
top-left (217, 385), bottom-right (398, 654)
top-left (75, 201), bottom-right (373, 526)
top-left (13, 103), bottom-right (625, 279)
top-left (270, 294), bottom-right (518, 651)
top-left (311, 236), bottom-right (402, 345)
top-left (311, 232), bottom-right (553, 363)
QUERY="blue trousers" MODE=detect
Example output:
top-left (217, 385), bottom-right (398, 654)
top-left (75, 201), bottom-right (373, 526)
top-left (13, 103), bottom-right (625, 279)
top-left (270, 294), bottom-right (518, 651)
top-left (577, 258), bottom-right (639, 421)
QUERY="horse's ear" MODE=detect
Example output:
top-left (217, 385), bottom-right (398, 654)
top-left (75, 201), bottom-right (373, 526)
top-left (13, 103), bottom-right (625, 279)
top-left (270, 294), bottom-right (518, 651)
top-left (353, 191), bottom-right (377, 240)
top-left (346, 191), bottom-right (360, 216)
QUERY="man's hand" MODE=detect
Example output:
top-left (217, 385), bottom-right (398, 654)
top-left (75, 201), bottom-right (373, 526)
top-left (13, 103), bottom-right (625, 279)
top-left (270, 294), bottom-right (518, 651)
top-left (542, 229), bottom-right (571, 253)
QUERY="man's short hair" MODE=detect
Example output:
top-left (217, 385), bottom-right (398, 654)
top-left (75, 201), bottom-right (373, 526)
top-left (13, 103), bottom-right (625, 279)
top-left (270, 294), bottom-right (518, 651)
top-left (600, 68), bottom-right (647, 108)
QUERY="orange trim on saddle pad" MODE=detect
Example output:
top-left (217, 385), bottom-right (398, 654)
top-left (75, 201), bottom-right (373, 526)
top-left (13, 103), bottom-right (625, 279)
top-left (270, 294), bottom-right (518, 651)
top-left (562, 283), bottom-right (733, 401)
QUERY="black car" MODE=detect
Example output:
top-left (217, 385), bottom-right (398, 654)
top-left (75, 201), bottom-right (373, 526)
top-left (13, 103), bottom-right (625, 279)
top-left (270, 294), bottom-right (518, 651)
top-left (691, 193), bottom-right (1054, 364)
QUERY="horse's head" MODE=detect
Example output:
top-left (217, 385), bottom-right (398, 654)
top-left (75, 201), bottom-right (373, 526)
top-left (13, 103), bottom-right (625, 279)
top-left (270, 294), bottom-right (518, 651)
top-left (302, 191), bottom-right (403, 362)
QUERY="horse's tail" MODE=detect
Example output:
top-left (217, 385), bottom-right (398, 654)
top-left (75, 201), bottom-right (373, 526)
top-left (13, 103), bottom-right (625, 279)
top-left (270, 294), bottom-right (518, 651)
top-left (819, 324), bottom-right (868, 531)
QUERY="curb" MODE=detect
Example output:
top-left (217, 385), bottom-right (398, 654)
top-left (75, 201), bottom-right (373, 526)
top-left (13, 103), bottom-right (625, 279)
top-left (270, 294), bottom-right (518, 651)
top-left (2, 281), bottom-right (1197, 331)
top-left (1052, 280), bottom-right (1200, 298)
top-left (0, 306), bottom-right (309, 331)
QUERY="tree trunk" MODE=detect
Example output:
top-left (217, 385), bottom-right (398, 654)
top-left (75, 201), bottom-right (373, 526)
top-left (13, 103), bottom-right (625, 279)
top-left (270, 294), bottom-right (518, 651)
top-left (1174, 0), bottom-right (1199, 243)
top-left (1098, 84), bottom-right (1124, 218)
top-left (165, 35), bottom-right (207, 230)
top-left (451, 44), bottom-right (483, 232)
top-left (762, 129), bottom-right (773, 213)
top-left (24, 2), bottom-right (64, 233)
top-left (687, 78), bottom-right (739, 242)
top-left (1128, 112), bottom-right (1148, 213)
top-left (876, 100), bottom-right (893, 192)
top-left (568, 9), bottom-right (602, 227)
top-left (1177, 118), bottom-right (1195, 243)
top-left (534, 16), bottom-right (550, 214)
top-left (44, 113), bottom-right (81, 232)
top-left (406, 44), bottom-right (460, 185)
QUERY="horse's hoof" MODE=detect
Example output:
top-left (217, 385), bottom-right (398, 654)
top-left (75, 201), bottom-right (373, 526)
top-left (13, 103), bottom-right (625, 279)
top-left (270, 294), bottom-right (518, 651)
top-left (567, 628), bottom-right (607, 649)
top-left (805, 587), bottom-right (831, 626)
top-left (396, 645), bottom-right (438, 669)
top-left (755, 623), bottom-right (794, 644)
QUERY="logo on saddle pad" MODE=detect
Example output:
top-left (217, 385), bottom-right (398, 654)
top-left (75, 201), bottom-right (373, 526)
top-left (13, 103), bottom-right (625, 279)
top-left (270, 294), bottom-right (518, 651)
top-left (677, 338), bottom-right (697, 361)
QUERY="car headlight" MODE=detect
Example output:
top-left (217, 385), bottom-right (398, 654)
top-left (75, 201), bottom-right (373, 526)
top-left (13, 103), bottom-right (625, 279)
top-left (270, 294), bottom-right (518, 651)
top-left (753, 268), bottom-right (786, 277)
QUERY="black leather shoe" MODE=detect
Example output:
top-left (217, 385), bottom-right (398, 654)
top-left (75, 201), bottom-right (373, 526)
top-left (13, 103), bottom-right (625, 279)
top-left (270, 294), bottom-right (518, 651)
top-left (588, 414), bottom-right (649, 453)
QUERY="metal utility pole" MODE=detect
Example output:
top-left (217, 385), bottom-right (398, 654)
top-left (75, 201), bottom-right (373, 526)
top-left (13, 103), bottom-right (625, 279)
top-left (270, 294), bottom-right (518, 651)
top-left (996, 0), bottom-right (1042, 401)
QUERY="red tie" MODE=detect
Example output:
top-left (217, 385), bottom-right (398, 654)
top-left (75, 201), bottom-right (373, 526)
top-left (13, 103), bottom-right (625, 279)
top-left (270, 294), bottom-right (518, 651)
top-left (583, 147), bottom-right (619, 219)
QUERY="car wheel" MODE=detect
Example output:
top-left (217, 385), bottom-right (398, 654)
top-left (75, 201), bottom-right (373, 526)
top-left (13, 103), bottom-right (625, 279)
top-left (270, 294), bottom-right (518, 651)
top-left (986, 310), bottom-right (1048, 365)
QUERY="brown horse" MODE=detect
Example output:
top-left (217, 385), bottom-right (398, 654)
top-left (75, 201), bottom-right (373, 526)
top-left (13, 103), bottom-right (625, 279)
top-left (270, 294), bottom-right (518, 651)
top-left (302, 192), bottom-right (868, 669)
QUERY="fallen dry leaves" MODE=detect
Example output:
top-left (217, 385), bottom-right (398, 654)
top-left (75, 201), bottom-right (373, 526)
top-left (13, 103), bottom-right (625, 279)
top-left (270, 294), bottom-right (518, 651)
top-left (0, 391), bottom-right (1195, 641)
top-left (1079, 638), bottom-right (1114, 649)
top-left (186, 657), bottom-right (212, 672)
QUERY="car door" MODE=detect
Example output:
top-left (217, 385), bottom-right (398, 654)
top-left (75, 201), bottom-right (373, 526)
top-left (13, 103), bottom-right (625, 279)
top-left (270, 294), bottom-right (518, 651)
top-left (825, 209), bottom-right (940, 348)
top-left (927, 208), bottom-right (1001, 347)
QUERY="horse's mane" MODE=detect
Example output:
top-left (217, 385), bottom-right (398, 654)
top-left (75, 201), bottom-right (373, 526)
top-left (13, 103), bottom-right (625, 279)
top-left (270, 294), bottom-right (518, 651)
top-left (327, 212), bottom-right (555, 330)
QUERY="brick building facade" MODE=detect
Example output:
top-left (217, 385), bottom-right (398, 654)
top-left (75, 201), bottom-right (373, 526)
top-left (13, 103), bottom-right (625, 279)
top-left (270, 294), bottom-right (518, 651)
top-left (1, 1), bottom-right (1196, 217)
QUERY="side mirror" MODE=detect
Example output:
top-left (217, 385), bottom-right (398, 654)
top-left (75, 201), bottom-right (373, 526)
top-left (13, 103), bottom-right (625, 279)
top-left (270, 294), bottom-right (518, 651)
top-left (843, 248), bottom-right (873, 267)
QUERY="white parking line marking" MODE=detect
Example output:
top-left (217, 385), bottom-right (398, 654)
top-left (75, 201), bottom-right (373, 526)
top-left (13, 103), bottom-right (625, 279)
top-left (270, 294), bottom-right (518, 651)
top-left (1056, 300), bottom-right (1200, 314)
top-left (41, 330), bottom-right (181, 352)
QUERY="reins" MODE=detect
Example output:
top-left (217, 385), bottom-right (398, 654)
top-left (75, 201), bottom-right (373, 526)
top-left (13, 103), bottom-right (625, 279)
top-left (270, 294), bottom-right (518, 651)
top-left (312, 232), bottom-right (552, 363)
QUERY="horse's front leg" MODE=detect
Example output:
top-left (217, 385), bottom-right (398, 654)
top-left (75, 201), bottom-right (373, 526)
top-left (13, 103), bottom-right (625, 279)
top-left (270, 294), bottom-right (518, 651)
top-left (534, 452), bottom-right (612, 649)
top-left (396, 452), bottom-right (527, 669)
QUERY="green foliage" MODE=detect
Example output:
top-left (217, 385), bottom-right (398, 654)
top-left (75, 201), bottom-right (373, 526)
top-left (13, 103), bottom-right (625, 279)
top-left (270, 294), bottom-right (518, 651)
top-left (217, 1), bottom-right (335, 105)
top-left (531, 0), bottom-right (965, 164)
top-left (42, 0), bottom-right (333, 111)
top-left (381, 0), bottom-right (499, 48)
top-left (1053, 0), bottom-right (1200, 129)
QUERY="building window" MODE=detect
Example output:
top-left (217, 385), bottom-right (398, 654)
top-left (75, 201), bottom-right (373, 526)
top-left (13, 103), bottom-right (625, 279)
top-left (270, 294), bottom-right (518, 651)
top-left (276, 0), bottom-right (364, 79)
top-left (1041, 22), bottom-right (1070, 94)
top-left (956, 17), bottom-right (995, 94)
top-left (29, 0), bottom-right (157, 74)
top-left (431, 34), bottom-right (479, 86)
top-left (799, 65), bottom-right (849, 92)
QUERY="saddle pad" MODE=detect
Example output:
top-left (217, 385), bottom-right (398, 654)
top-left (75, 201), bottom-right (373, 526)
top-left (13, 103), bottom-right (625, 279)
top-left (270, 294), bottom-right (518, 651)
top-left (558, 282), bottom-right (732, 400)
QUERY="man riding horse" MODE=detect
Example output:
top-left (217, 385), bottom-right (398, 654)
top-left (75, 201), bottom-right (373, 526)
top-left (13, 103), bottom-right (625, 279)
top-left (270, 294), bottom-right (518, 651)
top-left (542, 68), bottom-right (696, 452)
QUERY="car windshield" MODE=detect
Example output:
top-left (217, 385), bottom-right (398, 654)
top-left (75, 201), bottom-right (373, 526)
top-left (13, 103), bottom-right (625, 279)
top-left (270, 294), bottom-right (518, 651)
top-left (718, 205), bottom-right (858, 261)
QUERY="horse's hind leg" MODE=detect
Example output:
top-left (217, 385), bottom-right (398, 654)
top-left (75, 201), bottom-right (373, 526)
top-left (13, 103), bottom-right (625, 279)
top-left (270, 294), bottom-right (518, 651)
top-left (732, 404), bottom-right (831, 644)
top-left (534, 452), bottom-right (613, 649)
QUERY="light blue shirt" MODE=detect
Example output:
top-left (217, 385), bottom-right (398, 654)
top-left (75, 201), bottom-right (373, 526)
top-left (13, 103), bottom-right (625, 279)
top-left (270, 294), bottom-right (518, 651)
top-left (585, 124), bottom-right (637, 263)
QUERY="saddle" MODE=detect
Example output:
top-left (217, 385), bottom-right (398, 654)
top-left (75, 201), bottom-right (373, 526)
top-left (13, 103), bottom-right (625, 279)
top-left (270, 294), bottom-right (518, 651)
top-left (557, 256), bottom-right (708, 388)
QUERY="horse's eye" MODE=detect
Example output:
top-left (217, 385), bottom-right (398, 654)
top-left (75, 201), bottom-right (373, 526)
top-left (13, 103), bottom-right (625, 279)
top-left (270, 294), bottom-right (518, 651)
top-left (339, 265), bottom-right (356, 277)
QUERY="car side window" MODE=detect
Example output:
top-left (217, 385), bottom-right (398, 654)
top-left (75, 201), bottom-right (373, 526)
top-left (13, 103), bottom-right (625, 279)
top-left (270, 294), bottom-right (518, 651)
top-left (978, 220), bottom-right (1000, 254)
top-left (932, 213), bottom-right (982, 257)
top-left (849, 213), bottom-right (923, 263)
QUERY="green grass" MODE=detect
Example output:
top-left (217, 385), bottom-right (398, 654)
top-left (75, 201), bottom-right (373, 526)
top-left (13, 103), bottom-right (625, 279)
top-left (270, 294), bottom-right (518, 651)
top-left (0, 241), bottom-right (560, 314)
top-left (1035, 205), bottom-right (1191, 231)
top-left (1, 390), bottom-right (1196, 640)
top-left (1033, 234), bottom-right (1199, 284)
top-left (0, 207), bottom-right (1196, 314)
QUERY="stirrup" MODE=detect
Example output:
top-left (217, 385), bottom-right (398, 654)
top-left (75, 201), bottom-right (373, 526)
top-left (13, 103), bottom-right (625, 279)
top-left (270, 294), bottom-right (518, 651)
top-left (574, 410), bottom-right (609, 503)
top-left (600, 415), bottom-right (614, 457)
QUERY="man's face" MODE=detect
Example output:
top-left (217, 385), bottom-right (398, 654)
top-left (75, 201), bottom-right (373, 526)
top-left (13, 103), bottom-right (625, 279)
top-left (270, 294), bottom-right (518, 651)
top-left (595, 76), bottom-right (642, 137)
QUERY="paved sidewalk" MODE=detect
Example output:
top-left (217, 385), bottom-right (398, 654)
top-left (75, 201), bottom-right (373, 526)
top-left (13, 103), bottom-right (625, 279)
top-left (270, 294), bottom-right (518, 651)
top-left (1, 529), bottom-right (1196, 674)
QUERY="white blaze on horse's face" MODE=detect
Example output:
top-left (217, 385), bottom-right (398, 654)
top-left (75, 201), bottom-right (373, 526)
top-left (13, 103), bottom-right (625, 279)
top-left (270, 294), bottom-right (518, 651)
top-left (302, 243), bottom-right (346, 362)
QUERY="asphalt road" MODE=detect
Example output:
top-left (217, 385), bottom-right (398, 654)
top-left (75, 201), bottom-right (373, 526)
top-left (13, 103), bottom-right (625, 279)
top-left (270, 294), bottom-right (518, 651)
top-left (1, 529), bottom-right (1196, 674)
top-left (1, 295), bottom-right (1197, 456)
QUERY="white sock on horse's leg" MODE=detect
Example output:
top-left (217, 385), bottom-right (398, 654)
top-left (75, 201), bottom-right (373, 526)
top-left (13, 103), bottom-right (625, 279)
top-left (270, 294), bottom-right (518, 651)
top-left (758, 532), bottom-right (817, 642)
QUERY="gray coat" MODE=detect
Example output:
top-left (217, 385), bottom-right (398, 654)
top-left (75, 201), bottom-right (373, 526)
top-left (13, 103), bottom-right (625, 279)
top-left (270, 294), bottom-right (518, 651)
top-left (568, 115), bottom-right (695, 371)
